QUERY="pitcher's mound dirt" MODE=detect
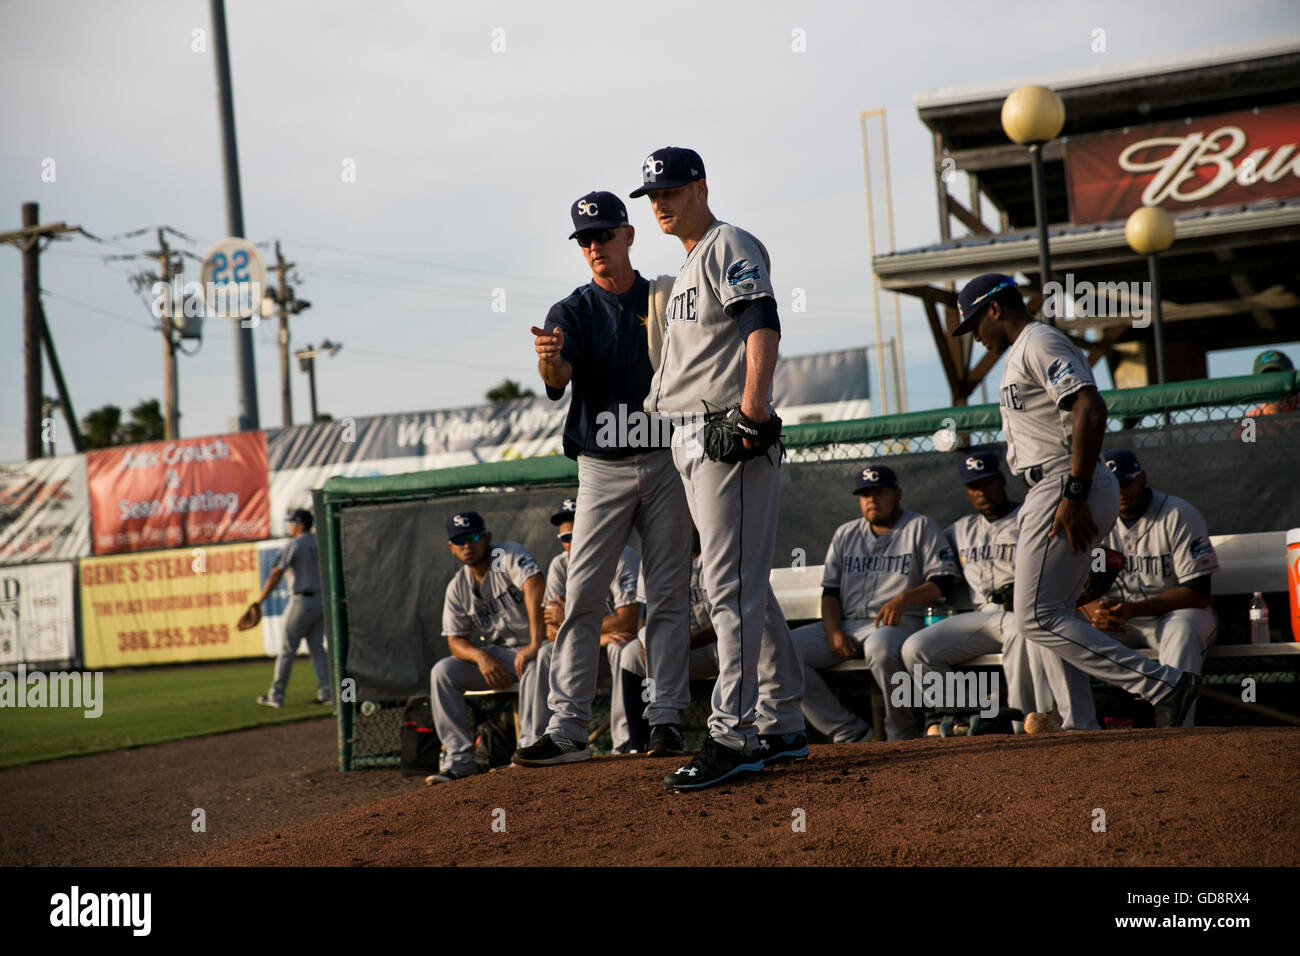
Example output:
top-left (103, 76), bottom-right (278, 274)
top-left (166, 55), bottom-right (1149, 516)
top-left (180, 726), bottom-right (1298, 867)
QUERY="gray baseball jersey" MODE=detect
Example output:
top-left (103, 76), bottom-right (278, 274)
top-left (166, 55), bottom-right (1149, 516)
top-left (545, 547), bottom-right (640, 614)
top-left (998, 322), bottom-right (1096, 475)
top-left (945, 506), bottom-right (1020, 608)
top-left (637, 554), bottom-right (711, 636)
top-left (273, 532), bottom-right (319, 594)
top-left (646, 221), bottom-right (774, 415)
top-left (822, 510), bottom-right (959, 621)
top-left (1102, 490), bottom-right (1219, 603)
top-left (441, 541), bottom-right (542, 647)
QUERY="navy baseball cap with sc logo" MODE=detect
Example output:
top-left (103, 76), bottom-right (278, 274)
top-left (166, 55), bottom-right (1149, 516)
top-left (854, 464), bottom-right (899, 493)
top-left (446, 511), bottom-right (486, 539)
top-left (958, 451), bottom-right (1002, 485)
top-left (953, 273), bottom-right (1021, 336)
top-left (568, 191), bottom-right (629, 239)
top-left (629, 146), bottom-right (706, 197)
top-left (550, 497), bottom-right (577, 526)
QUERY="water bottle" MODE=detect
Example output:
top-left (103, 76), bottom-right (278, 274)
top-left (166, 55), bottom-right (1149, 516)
top-left (925, 602), bottom-right (949, 627)
top-left (1249, 592), bottom-right (1269, 645)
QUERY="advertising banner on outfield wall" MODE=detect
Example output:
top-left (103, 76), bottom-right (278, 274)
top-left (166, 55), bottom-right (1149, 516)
top-left (0, 455), bottom-right (91, 566)
top-left (0, 561), bottom-right (77, 667)
top-left (79, 542), bottom-right (265, 669)
top-left (86, 432), bottom-right (270, 555)
top-left (266, 349), bottom-right (872, 535)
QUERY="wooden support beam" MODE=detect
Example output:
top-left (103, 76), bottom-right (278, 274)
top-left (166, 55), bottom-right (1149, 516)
top-left (946, 140), bottom-right (1066, 173)
top-left (947, 195), bottom-right (992, 237)
top-left (923, 297), bottom-right (964, 404)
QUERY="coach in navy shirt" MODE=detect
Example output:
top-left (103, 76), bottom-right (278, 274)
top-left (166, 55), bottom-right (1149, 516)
top-left (514, 191), bottom-right (693, 766)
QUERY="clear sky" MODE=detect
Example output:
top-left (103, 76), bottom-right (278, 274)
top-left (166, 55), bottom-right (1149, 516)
top-left (2, 0), bottom-right (1297, 461)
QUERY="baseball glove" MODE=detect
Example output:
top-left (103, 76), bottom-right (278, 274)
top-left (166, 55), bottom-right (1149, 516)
top-left (701, 404), bottom-right (783, 464)
top-left (1076, 547), bottom-right (1124, 606)
top-left (236, 602), bottom-right (262, 631)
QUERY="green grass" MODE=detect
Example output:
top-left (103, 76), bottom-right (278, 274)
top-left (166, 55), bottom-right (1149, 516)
top-left (0, 660), bottom-right (333, 769)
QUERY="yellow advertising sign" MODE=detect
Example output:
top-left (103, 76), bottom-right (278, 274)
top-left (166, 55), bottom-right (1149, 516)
top-left (79, 542), bottom-right (263, 669)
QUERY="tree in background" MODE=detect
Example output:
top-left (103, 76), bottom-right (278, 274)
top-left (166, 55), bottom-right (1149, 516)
top-left (486, 378), bottom-right (536, 404)
top-left (80, 399), bottom-right (167, 449)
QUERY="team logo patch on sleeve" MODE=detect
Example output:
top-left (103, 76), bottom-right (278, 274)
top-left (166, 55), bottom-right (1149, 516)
top-left (726, 258), bottom-right (761, 287)
top-left (1047, 358), bottom-right (1076, 386)
top-left (1190, 536), bottom-right (1214, 559)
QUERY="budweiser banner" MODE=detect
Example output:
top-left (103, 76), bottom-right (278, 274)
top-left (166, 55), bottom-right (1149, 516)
top-left (0, 561), bottom-right (77, 667)
top-left (1065, 103), bottom-right (1300, 224)
top-left (86, 432), bottom-right (270, 555)
top-left (0, 454), bottom-right (91, 565)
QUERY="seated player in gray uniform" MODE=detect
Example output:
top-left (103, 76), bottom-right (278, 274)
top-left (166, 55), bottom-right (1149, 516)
top-left (617, 530), bottom-right (721, 752)
top-left (538, 497), bottom-right (641, 752)
top-left (900, 452), bottom-right (1045, 734)
top-left (426, 511), bottom-right (546, 784)
top-left (1080, 450), bottom-right (1219, 726)
top-left (791, 465), bottom-right (961, 741)
top-left (255, 508), bottom-right (330, 708)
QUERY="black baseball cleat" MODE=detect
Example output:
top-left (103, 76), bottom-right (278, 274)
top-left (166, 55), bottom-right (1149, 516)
top-left (512, 733), bottom-right (591, 766)
top-left (647, 723), bottom-right (685, 756)
top-left (1154, 672), bottom-right (1201, 728)
top-left (424, 768), bottom-right (473, 785)
top-left (664, 737), bottom-right (764, 791)
top-left (756, 731), bottom-right (809, 766)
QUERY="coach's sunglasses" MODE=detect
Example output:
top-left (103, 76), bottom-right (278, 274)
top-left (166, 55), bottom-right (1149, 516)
top-left (576, 228), bottom-right (618, 248)
top-left (450, 531), bottom-right (485, 546)
top-left (557, 532), bottom-right (573, 543)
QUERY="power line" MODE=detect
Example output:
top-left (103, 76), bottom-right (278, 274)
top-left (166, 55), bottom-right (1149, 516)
top-left (282, 236), bottom-right (559, 285)
top-left (41, 289), bottom-right (158, 331)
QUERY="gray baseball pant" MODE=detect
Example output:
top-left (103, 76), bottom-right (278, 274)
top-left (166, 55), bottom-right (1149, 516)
top-left (431, 644), bottom-right (528, 775)
top-left (900, 609), bottom-right (1038, 731)
top-left (269, 593), bottom-right (330, 705)
top-left (1014, 467), bottom-right (1182, 707)
top-left (616, 631), bottom-right (719, 750)
top-left (671, 424), bottom-right (804, 752)
top-left (517, 642), bottom-right (553, 749)
top-left (1111, 608), bottom-right (1217, 726)
top-left (791, 617), bottom-right (921, 741)
top-left (545, 450), bottom-right (692, 744)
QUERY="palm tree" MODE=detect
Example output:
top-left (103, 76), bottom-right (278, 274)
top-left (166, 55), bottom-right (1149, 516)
top-left (486, 378), bottom-right (536, 404)
top-left (80, 399), bottom-right (167, 448)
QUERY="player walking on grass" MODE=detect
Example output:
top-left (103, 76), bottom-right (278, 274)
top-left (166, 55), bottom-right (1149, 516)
top-left (952, 273), bottom-right (1199, 728)
top-left (631, 146), bottom-right (806, 791)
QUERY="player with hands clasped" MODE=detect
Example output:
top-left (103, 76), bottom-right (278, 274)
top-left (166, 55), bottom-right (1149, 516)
top-left (1080, 450), bottom-right (1219, 726)
top-left (633, 146), bottom-right (807, 790)
top-left (427, 512), bottom-right (547, 783)
top-left (952, 273), bottom-right (1200, 728)
top-left (514, 190), bottom-right (692, 768)
top-left (791, 465), bottom-right (962, 741)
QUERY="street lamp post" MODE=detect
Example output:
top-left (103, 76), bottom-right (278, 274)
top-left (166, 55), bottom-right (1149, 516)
top-left (295, 339), bottom-right (342, 423)
top-left (1124, 206), bottom-right (1175, 386)
top-left (1001, 85), bottom-right (1065, 324)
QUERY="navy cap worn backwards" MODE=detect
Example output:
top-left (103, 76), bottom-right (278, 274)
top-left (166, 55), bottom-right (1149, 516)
top-left (446, 510), bottom-right (486, 540)
top-left (958, 452), bottom-right (1002, 485)
top-left (629, 146), bottom-right (706, 198)
top-left (953, 273), bottom-right (1020, 336)
top-left (568, 191), bottom-right (629, 240)
top-left (1103, 449), bottom-right (1142, 485)
top-left (550, 497), bottom-right (577, 526)
top-left (1253, 349), bottom-right (1294, 375)
top-left (854, 464), bottom-right (899, 493)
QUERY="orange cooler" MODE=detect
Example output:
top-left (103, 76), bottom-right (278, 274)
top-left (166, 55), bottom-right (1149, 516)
top-left (1288, 528), bottom-right (1300, 641)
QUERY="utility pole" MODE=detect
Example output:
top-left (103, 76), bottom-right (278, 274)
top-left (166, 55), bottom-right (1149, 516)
top-left (210, 0), bottom-right (259, 430)
top-left (295, 339), bottom-right (341, 424)
top-left (155, 228), bottom-right (180, 438)
top-left (1, 203), bottom-right (79, 459)
top-left (264, 242), bottom-right (310, 428)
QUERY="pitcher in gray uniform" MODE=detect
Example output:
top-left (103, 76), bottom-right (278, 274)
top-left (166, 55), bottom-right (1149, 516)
top-left (791, 465), bottom-right (961, 741)
top-left (256, 508), bottom-right (330, 708)
top-left (1081, 449), bottom-right (1219, 725)
top-left (428, 511), bottom-right (546, 783)
top-left (632, 146), bottom-right (807, 790)
top-left (900, 452), bottom-right (1047, 733)
top-left (953, 274), bottom-right (1200, 729)
top-left (514, 190), bottom-right (692, 768)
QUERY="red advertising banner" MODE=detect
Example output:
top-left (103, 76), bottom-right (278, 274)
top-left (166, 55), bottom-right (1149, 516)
top-left (86, 432), bottom-right (270, 555)
top-left (1065, 103), bottom-right (1300, 224)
